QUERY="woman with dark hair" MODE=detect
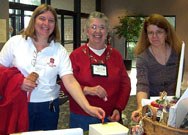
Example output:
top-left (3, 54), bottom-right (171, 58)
top-left (131, 13), bottom-right (182, 122)
top-left (0, 4), bottom-right (105, 131)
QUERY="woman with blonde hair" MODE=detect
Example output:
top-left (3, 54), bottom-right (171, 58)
top-left (0, 4), bottom-right (105, 131)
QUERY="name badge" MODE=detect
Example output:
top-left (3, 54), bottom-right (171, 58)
top-left (91, 64), bottom-right (108, 77)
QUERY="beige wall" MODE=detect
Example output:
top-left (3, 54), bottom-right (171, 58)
top-left (101, 0), bottom-right (188, 70)
top-left (101, 0), bottom-right (188, 88)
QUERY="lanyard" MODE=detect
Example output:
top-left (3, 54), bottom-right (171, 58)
top-left (87, 46), bottom-right (109, 77)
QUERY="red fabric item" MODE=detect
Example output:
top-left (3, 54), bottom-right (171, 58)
top-left (0, 67), bottom-right (28, 135)
top-left (61, 44), bottom-right (131, 117)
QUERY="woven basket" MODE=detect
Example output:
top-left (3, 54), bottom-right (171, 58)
top-left (142, 117), bottom-right (188, 135)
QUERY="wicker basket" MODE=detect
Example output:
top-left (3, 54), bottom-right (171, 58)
top-left (142, 117), bottom-right (188, 135)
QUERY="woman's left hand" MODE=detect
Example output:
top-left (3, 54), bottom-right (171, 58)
top-left (21, 78), bottom-right (37, 92)
top-left (108, 109), bottom-right (120, 122)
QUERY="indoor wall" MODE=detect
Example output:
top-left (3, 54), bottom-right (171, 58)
top-left (101, 0), bottom-right (188, 71)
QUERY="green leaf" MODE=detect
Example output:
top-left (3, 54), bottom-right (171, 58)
top-left (114, 15), bottom-right (144, 42)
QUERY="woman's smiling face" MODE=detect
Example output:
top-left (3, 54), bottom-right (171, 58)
top-left (87, 18), bottom-right (108, 48)
top-left (34, 11), bottom-right (55, 40)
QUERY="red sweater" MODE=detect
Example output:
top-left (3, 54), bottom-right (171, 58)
top-left (66, 45), bottom-right (131, 116)
top-left (0, 67), bottom-right (28, 135)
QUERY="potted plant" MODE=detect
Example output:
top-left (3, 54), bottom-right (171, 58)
top-left (114, 15), bottom-right (144, 70)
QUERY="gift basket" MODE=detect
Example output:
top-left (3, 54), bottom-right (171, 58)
top-left (142, 116), bottom-right (188, 135)
top-left (141, 91), bottom-right (188, 135)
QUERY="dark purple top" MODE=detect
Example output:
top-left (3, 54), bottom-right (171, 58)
top-left (136, 48), bottom-right (179, 96)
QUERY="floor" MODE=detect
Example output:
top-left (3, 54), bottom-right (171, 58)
top-left (57, 68), bottom-right (138, 130)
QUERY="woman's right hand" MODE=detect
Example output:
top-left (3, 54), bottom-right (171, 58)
top-left (21, 78), bottom-right (37, 92)
top-left (131, 109), bottom-right (142, 122)
top-left (85, 105), bottom-right (106, 120)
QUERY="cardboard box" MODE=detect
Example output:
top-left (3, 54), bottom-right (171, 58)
top-left (89, 122), bottom-right (129, 135)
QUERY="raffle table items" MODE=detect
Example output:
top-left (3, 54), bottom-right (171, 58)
top-left (133, 89), bottom-right (188, 135)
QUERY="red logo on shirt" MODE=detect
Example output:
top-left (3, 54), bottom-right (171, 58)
top-left (48, 58), bottom-right (56, 67)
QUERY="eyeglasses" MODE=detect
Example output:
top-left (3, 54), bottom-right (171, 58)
top-left (31, 50), bottom-right (38, 67)
top-left (147, 30), bottom-right (165, 37)
top-left (89, 24), bottom-right (106, 31)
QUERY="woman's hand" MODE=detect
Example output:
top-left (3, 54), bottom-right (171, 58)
top-left (108, 109), bottom-right (120, 122)
top-left (131, 109), bottom-right (142, 122)
top-left (21, 78), bottom-right (37, 92)
top-left (86, 105), bottom-right (105, 120)
top-left (62, 74), bottom-right (106, 119)
top-left (83, 85), bottom-right (108, 101)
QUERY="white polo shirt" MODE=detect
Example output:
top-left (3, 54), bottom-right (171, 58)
top-left (0, 35), bottom-right (73, 102)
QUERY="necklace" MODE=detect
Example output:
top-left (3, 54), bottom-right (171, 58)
top-left (150, 45), bottom-right (168, 65)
